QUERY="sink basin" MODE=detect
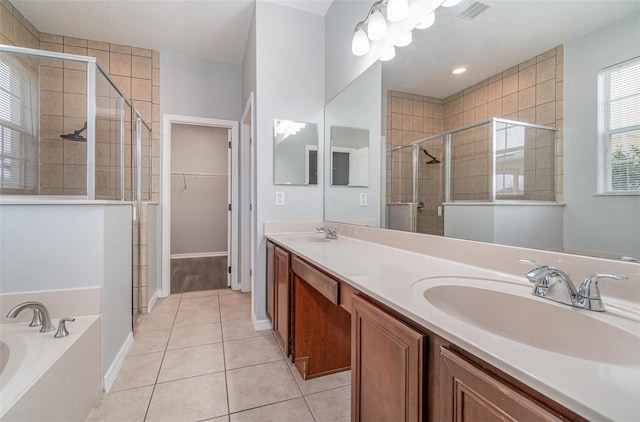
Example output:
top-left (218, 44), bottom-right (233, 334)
top-left (419, 279), bottom-right (640, 364)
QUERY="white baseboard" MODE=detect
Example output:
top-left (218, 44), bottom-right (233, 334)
top-left (252, 313), bottom-right (272, 331)
top-left (148, 290), bottom-right (159, 312)
top-left (170, 252), bottom-right (227, 259)
top-left (103, 332), bottom-right (134, 392)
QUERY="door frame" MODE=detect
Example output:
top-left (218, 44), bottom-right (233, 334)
top-left (161, 114), bottom-right (239, 297)
top-left (240, 92), bottom-right (255, 293)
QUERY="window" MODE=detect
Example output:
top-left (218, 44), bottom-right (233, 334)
top-left (599, 56), bottom-right (640, 193)
top-left (0, 54), bottom-right (39, 193)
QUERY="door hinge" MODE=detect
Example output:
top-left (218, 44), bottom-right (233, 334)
top-left (228, 203), bottom-right (231, 211)
top-left (249, 204), bottom-right (252, 211)
top-left (228, 266), bottom-right (231, 274)
top-left (250, 269), bottom-right (253, 277)
top-left (228, 141), bottom-right (231, 148)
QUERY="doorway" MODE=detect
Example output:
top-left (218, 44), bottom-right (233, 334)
top-left (170, 124), bottom-right (229, 293)
top-left (161, 115), bottom-right (239, 297)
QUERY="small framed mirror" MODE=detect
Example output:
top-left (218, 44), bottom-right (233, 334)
top-left (330, 126), bottom-right (369, 187)
top-left (274, 119), bottom-right (318, 185)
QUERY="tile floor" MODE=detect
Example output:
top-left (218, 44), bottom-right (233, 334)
top-left (88, 289), bottom-right (351, 422)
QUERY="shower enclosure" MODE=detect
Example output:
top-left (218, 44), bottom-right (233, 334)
top-left (389, 118), bottom-right (557, 237)
top-left (0, 45), bottom-right (152, 330)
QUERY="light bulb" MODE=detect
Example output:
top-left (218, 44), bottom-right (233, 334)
top-left (416, 12), bottom-right (435, 29)
top-left (452, 66), bottom-right (467, 75)
top-left (387, 0), bottom-right (409, 22)
top-left (367, 6), bottom-right (387, 41)
top-left (352, 25), bottom-right (370, 56)
top-left (395, 31), bottom-right (412, 47)
top-left (380, 47), bottom-right (396, 62)
top-left (441, 0), bottom-right (462, 7)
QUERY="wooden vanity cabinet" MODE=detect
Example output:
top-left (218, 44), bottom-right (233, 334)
top-left (265, 242), bottom-right (588, 422)
top-left (351, 294), bottom-right (425, 422)
top-left (273, 244), bottom-right (291, 356)
top-left (439, 347), bottom-right (565, 422)
top-left (291, 256), bottom-right (351, 379)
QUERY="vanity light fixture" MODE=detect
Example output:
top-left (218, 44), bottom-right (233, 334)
top-left (351, 0), bottom-right (446, 59)
top-left (415, 11), bottom-right (435, 29)
top-left (367, 5), bottom-right (388, 40)
top-left (395, 30), bottom-right (412, 47)
top-left (452, 66), bottom-right (467, 75)
top-left (380, 46), bottom-right (396, 61)
top-left (352, 24), bottom-right (370, 56)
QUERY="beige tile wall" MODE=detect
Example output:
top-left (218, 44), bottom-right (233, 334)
top-left (442, 46), bottom-right (564, 202)
top-left (386, 91), bottom-right (445, 235)
top-left (386, 46), bottom-right (565, 234)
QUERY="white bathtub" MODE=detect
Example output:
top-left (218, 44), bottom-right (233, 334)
top-left (0, 315), bottom-right (102, 421)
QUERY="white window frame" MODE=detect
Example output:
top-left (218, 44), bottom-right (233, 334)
top-left (0, 55), bottom-right (39, 193)
top-left (598, 56), bottom-right (640, 195)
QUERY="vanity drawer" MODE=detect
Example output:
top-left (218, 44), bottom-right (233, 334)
top-left (292, 256), bottom-right (339, 304)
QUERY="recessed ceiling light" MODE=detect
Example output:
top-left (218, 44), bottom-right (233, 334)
top-left (452, 66), bottom-right (467, 75)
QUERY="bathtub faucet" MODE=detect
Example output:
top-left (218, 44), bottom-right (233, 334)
top-left (6, 301), bottom-right (55, 332)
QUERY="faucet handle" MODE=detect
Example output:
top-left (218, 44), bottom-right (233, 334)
top-left (28, 308), bottom-right (43, 328)
top-left (54, 317), bottom-right (75, 338)
top-left (519, 258), bottom-right (545, 268)
top-left (578, 273), bottom-right (628, 299)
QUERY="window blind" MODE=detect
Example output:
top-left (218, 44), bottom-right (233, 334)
top-left (0, 54), bottom-right (39, 191)
top-left (600, 57), bottom-right (640, 192)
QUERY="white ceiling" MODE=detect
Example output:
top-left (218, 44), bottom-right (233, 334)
top-left (11, 0), bottom-right (639, 92)
top-left (383, 0), bottom-right (640, 98)
top-left (11, 0), bottom-right (333, 65)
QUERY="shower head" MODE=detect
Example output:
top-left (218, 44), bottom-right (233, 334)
top-left (420, 147), bottom-right (441, 164)
top-left (60, 121), bottom-right (87, 142)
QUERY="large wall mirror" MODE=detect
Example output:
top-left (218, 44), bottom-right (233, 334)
top-left (325, 63), bottom-right (382, 226)
top-left (274, 119), bottom-right (318, 185)
top-left (324, 2), bottom-right (640, 259)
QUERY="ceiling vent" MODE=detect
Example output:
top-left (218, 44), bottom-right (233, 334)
top-left (456, 1), bottom-right (490, 21)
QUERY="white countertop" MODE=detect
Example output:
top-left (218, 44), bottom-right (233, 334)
top-left (266, 231), bottom-right (640, 422)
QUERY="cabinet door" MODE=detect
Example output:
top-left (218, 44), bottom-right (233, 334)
top-left (274, 246), bottom-right (291, 356)
top-left (440, 347), bottom-right (563, 422)
top-left (351, 295), bottom-right (424, 422)
top-left (266, 241), bottom-right (275, 325)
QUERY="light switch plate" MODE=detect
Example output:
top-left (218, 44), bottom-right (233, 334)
top-left (359, 193), bottom-right (367, 206)
top-left (275, 191), bottom-right (285, 206)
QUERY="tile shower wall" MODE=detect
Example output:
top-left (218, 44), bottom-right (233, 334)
top-left (2, 1), bottom-right (160, 313)
top-left (386, 91), bottom-right (445, 235)
top-left (442, 46), bottom-right (564, 202)
top-left (386, 46), bottom-right (565, 235)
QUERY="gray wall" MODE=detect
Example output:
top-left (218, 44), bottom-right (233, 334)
top-left (564, 12), bottom-right (640, 257)
top-left (171, 124), bottom-right (229, 255)
top-left (160, 52), bottom-right (242, 121)
top-left (242, 7), bottom-right (257, 107)
top-left (253, 1), bottom-right (325, 322)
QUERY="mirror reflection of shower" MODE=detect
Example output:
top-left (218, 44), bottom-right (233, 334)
top-left (419, 147), bottom-right (440, 164)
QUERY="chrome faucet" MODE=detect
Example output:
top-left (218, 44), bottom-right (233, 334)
top-left (6, 301), bottom-right (55, 332)
top-left (519, 259), bottom-right (627, 312)
top-left (316, 226), bottom-right (338, 240)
